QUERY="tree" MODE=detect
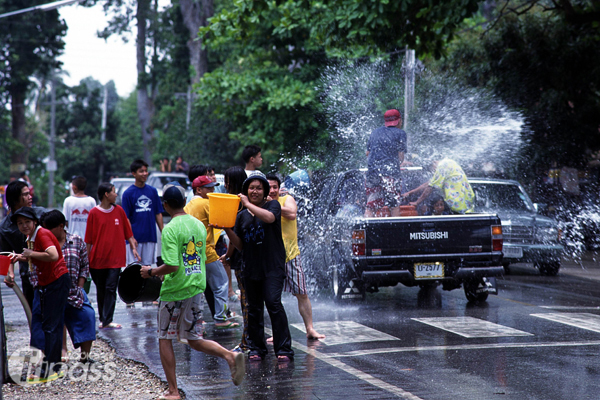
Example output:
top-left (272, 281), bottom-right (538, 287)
top-left (0, 0), bottom-right (66, 174)
top-left (196, 0), bottom-right (481, 167)
top-left (179, 0), bottom-right (213, 84)
top-left (98, 0), bottom-right (163, 165)
top-left (437, 3), bottom-right (600, 171)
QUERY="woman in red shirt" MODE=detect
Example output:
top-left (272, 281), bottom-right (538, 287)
top-left (10, 206), bottom-right (70, 384)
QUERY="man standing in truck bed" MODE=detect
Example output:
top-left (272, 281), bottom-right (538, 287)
top-left (365, 109), bottom-right (407, 217)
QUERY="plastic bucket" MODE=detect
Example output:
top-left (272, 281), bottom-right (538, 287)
top-left (399, 205), bottom-right (418, 217)
top-left (0, 255), bottom-right (11, 276)
top-left (207, 193), bottom-right (240, 228)
top-left (118, 262), bottom-right (162, 303)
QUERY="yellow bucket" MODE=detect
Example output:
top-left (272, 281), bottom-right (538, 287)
top-left (207, 193), bottom-right (241, 228)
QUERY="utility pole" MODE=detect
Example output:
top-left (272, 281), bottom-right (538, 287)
top-left (99, 85), bottom-right (108, 182)
top-left (404, 48), bottom-right (415, 130)
top-left (47, 73), bottom-right (57, 208)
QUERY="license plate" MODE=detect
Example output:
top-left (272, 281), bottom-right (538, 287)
top-left (503, 246), bottom-right (523, 258)
top-left (414, 262), bottom-right (444, 279)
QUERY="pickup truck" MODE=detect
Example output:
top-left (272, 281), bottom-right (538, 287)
top-left (303, 169), bottom-right (504, 303)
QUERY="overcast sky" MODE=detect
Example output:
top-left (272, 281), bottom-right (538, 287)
top-left (59, 3), bottom-right (138, 96)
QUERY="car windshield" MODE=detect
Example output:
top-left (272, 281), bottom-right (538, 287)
top-left (471, 182), bottom-right (534, 213)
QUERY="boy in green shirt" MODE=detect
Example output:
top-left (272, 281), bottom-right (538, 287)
top-left (140, 183), bottom-right (244, 399)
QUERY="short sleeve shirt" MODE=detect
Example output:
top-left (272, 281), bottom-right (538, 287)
top-left (159, 214), bottom-right (207, 302)
top-left (85, 205), bottom-right (133, 269)
top-left (29, 226), bottom-right (69, 287)
top-left (233, 200), bottom-right (286, 280)
top-left (429, 158), bottom-right (475, 214)
top-left (184, 197), bottom-right (219, 264)
top-left (367, 126), bottom-right (407, 178)
top-left (121, 184), bottom-right (164, 243)
top-left (62, 195), bottom-right (97, 238)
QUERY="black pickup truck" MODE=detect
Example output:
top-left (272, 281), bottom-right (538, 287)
top-left (303, 169), bottom-right (504, 303)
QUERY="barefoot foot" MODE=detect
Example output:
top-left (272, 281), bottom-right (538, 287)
top-left (306, 328), bottom-right (326, 340)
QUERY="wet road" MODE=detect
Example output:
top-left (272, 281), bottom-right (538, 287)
top-left (4, 253), bottom-right (600, 399)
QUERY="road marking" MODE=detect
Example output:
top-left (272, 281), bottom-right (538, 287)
top-left (291, 321), bottom-right (399, 346)
top-left (539, 306), bottom-right (600, 310)
top-left (266, 327), bottom-right (423, 400)
top-left (325, 340), bottom-right (600, 358)
top-left (531, 312), bottom-right (600, 333)
top-left (412, 317), bottom-right (533, 338)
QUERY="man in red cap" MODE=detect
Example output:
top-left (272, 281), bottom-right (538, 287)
top-left (184, 176), bottom-right (238, 329)
top-left (365, 109), bottom-right (407, 217)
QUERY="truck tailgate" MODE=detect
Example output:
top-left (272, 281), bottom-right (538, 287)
top-left (363, 214), bottom-right (500, 257)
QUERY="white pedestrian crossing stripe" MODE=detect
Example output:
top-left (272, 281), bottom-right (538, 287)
top-left (531, 313), bottom-right (600, 333)
top-left (290, 321), bottom-right (399, 346)
top-left (412, 317), bottom-right (533, 338)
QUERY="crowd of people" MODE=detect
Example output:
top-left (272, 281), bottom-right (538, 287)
top-left (0, 145), bottom-right (325, 399)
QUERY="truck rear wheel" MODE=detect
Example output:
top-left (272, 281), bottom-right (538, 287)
top-left (332, 263), bottom-right (365, 301)
top-left (463, 280), bottom-right (489, 303)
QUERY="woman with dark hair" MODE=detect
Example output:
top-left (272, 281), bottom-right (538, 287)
top-left (221, 166), bottom-right (251, 352)
top-left (10, 207), bottom-right (70, 383)
top-left (85, 183), bottom-right (139, 329)
top-left (216, 172), bottom-right (294, 362)
top-left (38, 210), bottom-right (96, 363)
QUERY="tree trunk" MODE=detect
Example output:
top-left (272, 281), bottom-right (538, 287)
top-left (180, 0), bottom-right (213, 84)
top-left (10, 87), bottom-right (29, 171)
top-left (136, 0), bottom-right (154, 166)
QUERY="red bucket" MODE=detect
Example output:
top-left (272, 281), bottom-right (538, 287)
top-left (0, 255), bottom-right (11, 276)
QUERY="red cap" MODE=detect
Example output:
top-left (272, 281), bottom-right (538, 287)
top-left (192, 176), bottom-right (219, 189)
top-left (384, 109), bottom-right (401, 127)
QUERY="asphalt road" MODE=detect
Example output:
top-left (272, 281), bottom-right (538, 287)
top-left (4, 252), bottom-right (600, 399)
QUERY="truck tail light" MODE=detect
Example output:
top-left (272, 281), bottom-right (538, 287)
top-left (352, 229), bottom-right (365, 256)
top-left (492, 225), bottom-right (503, 252)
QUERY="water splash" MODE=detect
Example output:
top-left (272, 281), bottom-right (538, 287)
top-left (320, 60), bottom-right (527, 174)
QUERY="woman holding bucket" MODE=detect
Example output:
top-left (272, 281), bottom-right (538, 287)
top-left (213, 172), bottom-right (294, 362)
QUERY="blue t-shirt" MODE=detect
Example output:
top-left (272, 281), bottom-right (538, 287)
top-left (367, 126), bottom-right (407, 178)
top-left (121, 184), bottom-right (164, 243)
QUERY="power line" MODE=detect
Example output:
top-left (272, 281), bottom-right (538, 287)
top-left (0, 0), bottom-right (84, 19)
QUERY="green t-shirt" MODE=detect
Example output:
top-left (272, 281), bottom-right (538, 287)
top-left (159, 214), bottom-right (207, 302)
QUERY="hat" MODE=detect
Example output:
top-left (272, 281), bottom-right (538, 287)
top-left (11, 206), bottom-right (38, 224)
top-left (162, 182), bottom-right (186, 206)
top-left (242, 171), bottom-right (270, 198)
top-left (384, 109), bottom-right (401, 127)
top-left (192, 175), bottom-right (219, 189)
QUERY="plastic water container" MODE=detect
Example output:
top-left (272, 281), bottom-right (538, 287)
top-left (399, 205), bottom-right (418, 216)
top-left (207, 193), bottom-right (241, 228)
top-left (118, 262), bottom-right (162, 303)
top-left (0, 255), bottom-right (11, 276)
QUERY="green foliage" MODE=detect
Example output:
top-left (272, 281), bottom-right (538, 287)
top-left (196, 0), bottom-right (481, 170)
top-left (436, 5), bottom-right (600, 171)
top-left (0, 1), bottom-right (66, 92)
top-left (46, 78), bottom-right (138, 194)
top-left (203, 0), bottom-right (480, 59)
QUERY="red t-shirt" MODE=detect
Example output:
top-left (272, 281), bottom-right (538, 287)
top-left (30, 227), bottom-right (68, 286)
top-left (85, 205), bottom-right (133, 269)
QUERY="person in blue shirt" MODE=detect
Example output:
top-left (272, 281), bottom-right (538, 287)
top-left (365, 109), bottom-right (407, 217)
top-left (121, 159), bottom-right (164, 273)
